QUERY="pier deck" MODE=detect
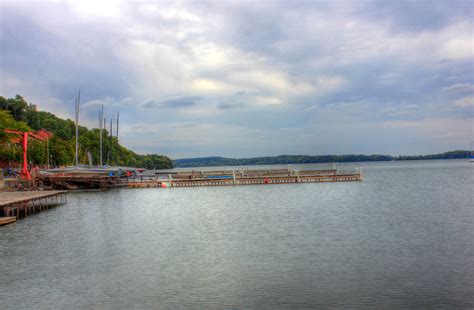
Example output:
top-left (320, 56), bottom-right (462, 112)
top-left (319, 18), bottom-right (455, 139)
top-left (0, 190), bottom-right (67, 221)
top-left (129, 168), bottom-right (363, 188)
top-left (0, 191), bottom-right (67, 207)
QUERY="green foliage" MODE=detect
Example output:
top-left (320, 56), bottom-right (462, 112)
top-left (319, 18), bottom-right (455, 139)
top-left (48, 135), bottom-right (73, 166)
top-left (26, 110), bottom-right (75, 140)
top-left (140, 154), bottom-right (174, 170)
top-left (0, 109), bottom-right (32, 163)
top-left (0, 95), bottom-right (173, 169)
top-left (0, 109), bottom-right (31, 138)
top-left (28, 139), bottom-right (47, 165)
top-left (0, 95), bottom-right (31, 122)
top-left (397, 150), bottom-right (471, 160)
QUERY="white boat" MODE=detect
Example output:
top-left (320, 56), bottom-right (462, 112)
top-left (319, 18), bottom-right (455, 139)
top-left (41, 164), bottom-right (139, 175)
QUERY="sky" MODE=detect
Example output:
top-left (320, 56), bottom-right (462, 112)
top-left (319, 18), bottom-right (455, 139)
top-left (0, 0), bottom-right (472, 159)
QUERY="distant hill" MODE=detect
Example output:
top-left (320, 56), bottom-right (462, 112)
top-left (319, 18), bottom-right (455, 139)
top-left (1, 95), bottom-right (173, 169)
top-left (173, 151), bottom-right (471, 168)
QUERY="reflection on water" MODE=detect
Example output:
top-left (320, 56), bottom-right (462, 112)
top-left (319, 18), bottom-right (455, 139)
top-left (0, 160), bottom-right (473, 308)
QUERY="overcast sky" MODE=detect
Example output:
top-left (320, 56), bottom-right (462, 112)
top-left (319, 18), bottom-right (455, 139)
top-left (0, 0), bottom-right (472, 158)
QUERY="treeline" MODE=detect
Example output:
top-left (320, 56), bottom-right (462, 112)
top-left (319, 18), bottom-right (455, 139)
top-left (174, 151), bottom-right (471, 168)
top-left (0, 95), bottom-right (172, 169)
top-left (397, 150), bottom-right (470, 160)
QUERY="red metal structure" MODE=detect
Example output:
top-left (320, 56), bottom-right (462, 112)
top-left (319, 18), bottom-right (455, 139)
top-left (4, 129), bottom-right (52, 180)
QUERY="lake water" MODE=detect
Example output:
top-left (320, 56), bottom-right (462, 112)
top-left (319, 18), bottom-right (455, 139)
top-left (1, 160), bottom-right (473, 308)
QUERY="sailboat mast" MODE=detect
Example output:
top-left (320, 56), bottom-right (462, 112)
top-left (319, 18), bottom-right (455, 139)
top-left (99, 105), bottom-right (104, 166)
top-left (75, 90), bottom-right (80, 167)
top-left (116, 112), bottom-right (119, 165)
top-left (110, 118), bottom-right (113, 166)
top-left (104, 117), bottom-right (108, 165)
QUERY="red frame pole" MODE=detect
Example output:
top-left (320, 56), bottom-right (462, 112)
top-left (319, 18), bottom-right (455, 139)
top-left (21, 132), bottom-right (31, 180)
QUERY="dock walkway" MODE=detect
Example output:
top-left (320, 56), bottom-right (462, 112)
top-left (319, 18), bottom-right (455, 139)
top-left (0, 190), bottom-right (67, 223)
top-left (0, 191), bottom-right (67, 207)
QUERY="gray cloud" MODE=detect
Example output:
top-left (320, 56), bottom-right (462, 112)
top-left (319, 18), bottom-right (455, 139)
top-left (362, 0), bottom-right (473, 33)
top-left (443, 83), bottom-right (474, 94)
top-left (1, 0), bottom-right (472, 157)
top-left (217, 102), bottom-right (244, 110)
top-left (143, 96), bottom-right (201, 109)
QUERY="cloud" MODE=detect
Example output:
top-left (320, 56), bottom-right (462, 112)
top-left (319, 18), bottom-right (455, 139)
top-left (217, 102), bottom-right (244, 110)
top-left (190, 79), bottom-right (237, 94)
top-left (0, 0), bottom-right (473, 157)
top-left (362, 0), bottom-right (472, 33)
top-left (381, 117), bottom-right (472, 141)
top-left (143, 96), bottom-right (201, 109)
top-left (452, 96), bottom-right (474, 108)
top-left (443, 83), bottom-right (474, 94)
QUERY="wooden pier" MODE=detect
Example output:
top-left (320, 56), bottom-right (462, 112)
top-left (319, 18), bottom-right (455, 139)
top-left (129, 168), bottom-right (363, 188)
top-left (0, 191), bottom-right (67, 224)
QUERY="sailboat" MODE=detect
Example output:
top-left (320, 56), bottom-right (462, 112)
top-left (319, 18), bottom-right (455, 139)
top-left (42, 91), bottom-right (137, 176)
